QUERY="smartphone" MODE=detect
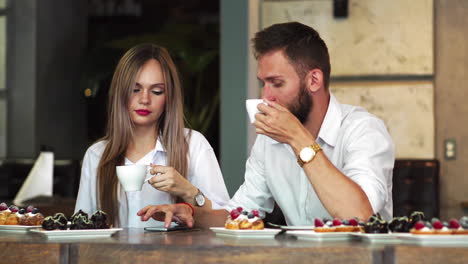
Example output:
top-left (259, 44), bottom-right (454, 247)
top-left (144, 225), bottom-right (192, 232)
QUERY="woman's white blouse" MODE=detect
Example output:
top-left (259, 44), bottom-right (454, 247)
top-left (75, 129), bottom-right (230, 227)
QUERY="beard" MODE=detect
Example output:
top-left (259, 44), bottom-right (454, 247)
top-left (287, 81), bottom-right (312, 124)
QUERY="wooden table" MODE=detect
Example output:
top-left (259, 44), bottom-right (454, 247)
top-left (1, 228), bottom-right (467, 264)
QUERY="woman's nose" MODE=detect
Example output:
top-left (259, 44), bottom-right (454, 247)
top-left (139, 90), bottom-right (150, 105)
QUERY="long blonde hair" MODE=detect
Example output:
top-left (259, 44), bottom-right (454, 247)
top-left (97, 44), bottom-right (189, 226)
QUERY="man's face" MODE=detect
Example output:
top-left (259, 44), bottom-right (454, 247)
top-left (257, 50), bottom-right (312, 123)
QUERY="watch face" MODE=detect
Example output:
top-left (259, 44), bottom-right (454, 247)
top-left (300, 147), bottom-right (315, 162)
top-left (195, 193), bottom-right (205, 206)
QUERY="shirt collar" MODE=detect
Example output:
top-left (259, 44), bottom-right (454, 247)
top-left (155, 136), bottom-right (165, 152)
top-left (317, 93), bottom-right (342, 148)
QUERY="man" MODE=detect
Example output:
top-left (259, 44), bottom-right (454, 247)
top-left (138, 21), bottom-right (395, 228)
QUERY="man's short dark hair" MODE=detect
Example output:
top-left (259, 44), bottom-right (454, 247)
top-left (252, 22), bottom-right (331, 90)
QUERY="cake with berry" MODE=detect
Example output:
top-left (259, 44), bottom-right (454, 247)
top-left (314, 217), bottom-right (363, 232)
top-left (0, 202), bottom-right (9, 224)
top-left (225, 207), bottom-right (264, 230)
top-left (453, 216), bottom-right (468, 235)
top-left (410, 220), bottom-right (434, 234)
top-left (4, 206), bottom-right (20, 225)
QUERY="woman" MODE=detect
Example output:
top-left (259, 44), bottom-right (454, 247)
top-left (75, 44), bottom-right (229, 227)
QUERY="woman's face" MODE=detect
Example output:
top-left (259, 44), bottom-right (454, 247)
top-left (128, 59), bottom-right (166, 129)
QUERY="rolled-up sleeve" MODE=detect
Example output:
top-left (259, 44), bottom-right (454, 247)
top-left (226, 136), bottom-right (275, 218)
top-left (341, 117), bottom-right (395, 216)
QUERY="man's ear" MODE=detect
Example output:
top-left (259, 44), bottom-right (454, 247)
top-left (305, 69), bottom-right (324, 93)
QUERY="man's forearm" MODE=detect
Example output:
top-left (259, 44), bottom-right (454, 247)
top-left (303, 152), bottom-right (373, 221)
top-left (193, 198), bottom-right (229, 228)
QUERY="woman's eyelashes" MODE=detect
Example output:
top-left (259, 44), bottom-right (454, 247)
top-left (132, 87), bottom-right (164, 95)
top-left (151, 90), bottom-right (164, 95)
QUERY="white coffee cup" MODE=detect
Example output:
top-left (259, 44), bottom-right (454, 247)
top-left (116, 165), bottom-right (149, 192)
top-left (246, 99), bottom-right (267, 123)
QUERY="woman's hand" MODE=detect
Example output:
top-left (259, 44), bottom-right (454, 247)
top-left (137, 204), bottom-right (194, 228)
top-left (147, 164), bottom-right (198, 202)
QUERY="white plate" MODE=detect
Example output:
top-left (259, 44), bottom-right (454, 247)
top-left (210, 227), bottom-right (281, 238)
top-left (0, 225), bottom-right (41, 233)
top-left (350, 232), bottom-right (411, 243)
top-left (397, 234), bottom-right (468, 245)
top-left (287, 230), bottom-right (352, 241)
top-left (29, 228), bottom-right (123, 239)
top-left (270, 225), bottom-right (315, 231)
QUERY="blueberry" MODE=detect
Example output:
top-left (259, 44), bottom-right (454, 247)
top-left (18, 208), bottom-right (26, 214)
top-left (443, 221), bottom-right (449, 228)
top-left (342, 219), bottom-right (349, 225)
top-left (32, 208), bottom-right (39, 214)
top-left (242, 210), bottom-right (248, 215)
top-left (248, 213), bottom-right (254, 219)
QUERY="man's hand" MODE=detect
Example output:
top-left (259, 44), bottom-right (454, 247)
top-left (137, 204), bottom-right (194, 228)
top-left (255, 100), bottom-right (306, 145)
top-left (147, 164), bottom-right (198, 201)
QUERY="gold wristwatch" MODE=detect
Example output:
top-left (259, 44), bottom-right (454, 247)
top-left (297, 142), bottom-right (322, 167)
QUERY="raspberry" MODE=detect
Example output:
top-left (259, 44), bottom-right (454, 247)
top-left (10, 206), bottom-right (18, 213)
top-left (230, 209), bottom-right (240, 220)
top-left (26, 205), bottom-right (34, 213)
top-left (332, 218), bottom-right (342, 226)
top-left (449, 219), bottom-right (461, 229)
top-left (414, 221), bottom-right (425, 230)
top-left (251, 210), bottom-right (259, 217)
top-left (433, 220), bottom-right (443, 230)
top-left (314, 218), bottom-right (324, 227)
top-left (348, 218), bottom-right (359, 226)
top-left (236, 207), bottom-right (243, 212)
top-left (0, 202), bottom-right (7, 211)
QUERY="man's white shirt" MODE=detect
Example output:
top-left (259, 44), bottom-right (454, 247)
top-left (227, 94), bottom-right (394, 224)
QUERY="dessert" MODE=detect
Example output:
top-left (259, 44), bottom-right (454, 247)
top-left (91, 210), bottom-right (109, 229)
top-left (53, 213), bottom-right (68, 230)
top-left (0, 203), bottom-right (45, 226)
top-left (4, 206), bottom-right (20, 225)
top-left (388, 216), bottom-right (410, 233)
top-left (70, 210), bottom-right (88, 222)
top-left (410, 220), bottom-right (434, 234)
top-left (42, 216), bottom-right (58, 230)
top-left (454, 216), bottom-right (468, 235)
top-left (70, 214), bottom-right (93, 230)
top-left (0, 203), bottom-right (8, 224)
top-left (314, 217), bottom-right (363, 232)
top-left (225, 207), bottom-right (264, 230)
top-left (408, 211), bottom-right (425, 229)
top-left (41, 210), bottom-right (110, 231)
top-left (364, 214), bottom-right (388, 233)
top-left (19, 206), bottom-right (45, 226)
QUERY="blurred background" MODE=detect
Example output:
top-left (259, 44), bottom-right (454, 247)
top-left (0, 0), bottom-right (467, 220)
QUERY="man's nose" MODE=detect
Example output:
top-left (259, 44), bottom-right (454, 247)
top-left (261, 85), bottom-right (276, 101)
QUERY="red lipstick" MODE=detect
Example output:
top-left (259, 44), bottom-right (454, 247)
top-left (135, 109), bottom-right (151, 116)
